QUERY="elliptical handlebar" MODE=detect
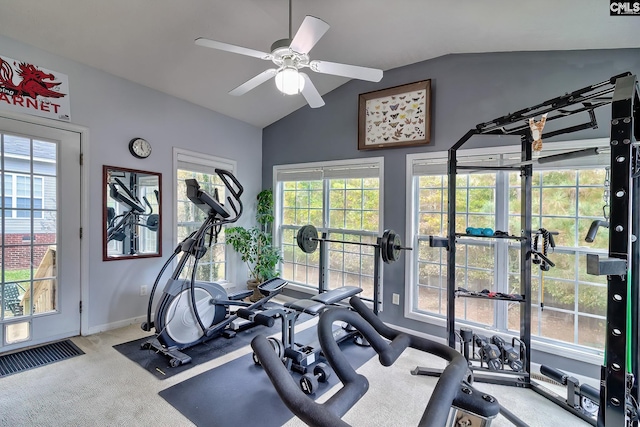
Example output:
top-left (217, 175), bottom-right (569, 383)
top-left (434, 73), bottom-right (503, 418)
top-left (184, 169), bottom-right (243, 226)
top-left (216, 168), bottom-right (243, 221)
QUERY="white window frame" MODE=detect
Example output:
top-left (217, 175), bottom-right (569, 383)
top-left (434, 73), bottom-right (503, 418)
top-left (173, 148), bottom-right (237, 282)
top-left (405, 138), bottom-right (609, 365)
top-left (273, 157), bottom-right (384, 297)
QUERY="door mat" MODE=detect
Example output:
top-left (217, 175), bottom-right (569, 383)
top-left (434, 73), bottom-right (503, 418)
top-left (113, 311), bottom-right (312, 380)
top-left (159, 331), bottom-right (376, 427)
top-left (0, 339), bottom-right (84, 377)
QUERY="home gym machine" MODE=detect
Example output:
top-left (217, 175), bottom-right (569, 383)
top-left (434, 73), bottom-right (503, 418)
top-left (140, 170), bottom-right (288, 367)
top-left (252, 296), bottom-right (502, 427)
top-left (249, 225), bottom-right (411, 392)
top-left (423, 72), bottom-right (639, 426)
top-left (251, 285), bottom-right (364, 393)
top-left (249, 226), bottom-right (409, 377)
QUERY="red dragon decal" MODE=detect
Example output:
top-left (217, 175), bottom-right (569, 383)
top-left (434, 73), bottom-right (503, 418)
top-left (0, 57), bottom-right (66, 99)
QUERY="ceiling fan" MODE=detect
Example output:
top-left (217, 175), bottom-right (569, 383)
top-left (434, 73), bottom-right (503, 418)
top-left (195, 0), bottom-right (383, 108)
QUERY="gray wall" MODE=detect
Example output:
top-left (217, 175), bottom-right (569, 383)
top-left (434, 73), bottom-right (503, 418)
top-left (0, 35), bottom-right (263, 333)
top-left (262, 48), bottom-right (640, 376)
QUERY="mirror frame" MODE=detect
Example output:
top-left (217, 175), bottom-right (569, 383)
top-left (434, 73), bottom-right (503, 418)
top-left (102, 165), bottom-right (162, 261)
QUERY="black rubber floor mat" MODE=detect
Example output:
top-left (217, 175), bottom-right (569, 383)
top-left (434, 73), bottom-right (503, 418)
top-left (159, 329), bottom-right (376, 427)
top-left (0, 339), bottom-right (84, 377)
top-left (114, 310), bottom-right (312, 380)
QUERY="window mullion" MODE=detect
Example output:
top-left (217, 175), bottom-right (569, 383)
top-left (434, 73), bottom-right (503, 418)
top-left (495, 170), bottom-right (509, 331)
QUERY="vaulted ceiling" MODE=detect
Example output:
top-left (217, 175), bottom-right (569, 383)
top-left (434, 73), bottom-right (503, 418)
top-left (0, 0), bottom-right (638, 128)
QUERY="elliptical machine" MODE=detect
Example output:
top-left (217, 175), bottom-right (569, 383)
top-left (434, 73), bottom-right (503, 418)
top-left (141, 169), bottom-right (288, 367)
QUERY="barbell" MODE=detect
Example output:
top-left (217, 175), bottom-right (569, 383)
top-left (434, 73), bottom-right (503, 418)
top-left (295, 224), bottom-right (412, 264)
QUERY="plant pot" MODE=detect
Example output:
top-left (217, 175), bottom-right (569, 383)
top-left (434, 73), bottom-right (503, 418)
top-left (246, 279), bottom-right (262, 302)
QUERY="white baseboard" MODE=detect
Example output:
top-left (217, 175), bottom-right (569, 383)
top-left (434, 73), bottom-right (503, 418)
top-left (82, 315), bottom-right (148, 336)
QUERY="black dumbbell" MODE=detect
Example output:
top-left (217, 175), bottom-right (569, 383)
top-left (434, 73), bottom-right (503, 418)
top-left (300, 362), bottom-right (331, 395)
top-left (491, 336), bottom-right (523, 372)
top-left (474, 334), bottom-right (502, 371)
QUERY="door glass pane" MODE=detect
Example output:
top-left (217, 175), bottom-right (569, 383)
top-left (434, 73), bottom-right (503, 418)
top-left (31, 278), bottom-right (57, 314)
top-left (2, 132), bottom-right (59, 327)
top-left (3, 135), bottom-right (31, 173)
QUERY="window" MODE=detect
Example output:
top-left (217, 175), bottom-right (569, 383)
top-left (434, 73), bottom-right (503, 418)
top-left (3, 174), bottom-right (44, 218)
top-left (274, 158), bottom-right (383, 300)
top-left (174, 149), bottom-right (236, 283)
top-left (507, 169), bottom-right (609, 349)
top-left (407, 139), bottom-right (609, 354)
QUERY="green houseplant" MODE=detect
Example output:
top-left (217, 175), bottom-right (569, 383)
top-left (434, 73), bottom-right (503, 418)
top-left (226, 189), bottom-right (282, 301)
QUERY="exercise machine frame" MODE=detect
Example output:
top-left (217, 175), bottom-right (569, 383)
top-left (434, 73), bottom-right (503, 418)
top-left (141, 170), bottom-right (288, 367)
top-left (423, 72), bottom-right (639, 425)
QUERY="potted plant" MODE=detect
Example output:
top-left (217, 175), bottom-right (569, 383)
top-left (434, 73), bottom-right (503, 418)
top-left (226, 189), bottom-right (282, 301)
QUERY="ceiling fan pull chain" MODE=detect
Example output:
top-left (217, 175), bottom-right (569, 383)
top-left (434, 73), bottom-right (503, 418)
top-left (288, 0), bottom-right (293, 40)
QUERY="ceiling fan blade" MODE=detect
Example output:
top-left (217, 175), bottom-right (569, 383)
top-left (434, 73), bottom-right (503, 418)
top-left (289, 16), bottom-right (330, 54)
top-left (299, 73), bottom-right (325, 108)
top-left (229, 69), bottom-right (278, 96)
top-left (195, 38), bottom-right (272, 60)
top-left (310, 60), bottom-right (383, 82)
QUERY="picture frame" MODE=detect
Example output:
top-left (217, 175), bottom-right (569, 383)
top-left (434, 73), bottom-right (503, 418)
top-left (358, 80), bottom-right (431, 150)
top-left (103, 165), bottom-right (162, 261)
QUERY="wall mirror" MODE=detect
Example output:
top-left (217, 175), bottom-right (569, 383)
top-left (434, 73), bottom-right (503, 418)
top-left (103, 165), bottom-right (161, 260)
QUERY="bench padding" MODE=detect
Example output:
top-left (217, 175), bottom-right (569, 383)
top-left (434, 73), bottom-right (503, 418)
top-left (311, 286), bottom-right (362, 305)
top-left (284, 299), bottom-right (326, 315)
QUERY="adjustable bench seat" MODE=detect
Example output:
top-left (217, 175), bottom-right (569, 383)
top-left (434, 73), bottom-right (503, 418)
top-left (285, 286), bottom-right (362, 316)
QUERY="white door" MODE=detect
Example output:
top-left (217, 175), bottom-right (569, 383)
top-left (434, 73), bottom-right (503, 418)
top-left (0, 116), bottom-right (81, 352)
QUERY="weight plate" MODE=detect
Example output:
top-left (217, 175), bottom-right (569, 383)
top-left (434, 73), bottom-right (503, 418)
top-left (266, 337), bottom-right (284, 359)
top-left (146, 214), bottom-right (159, 231)
top-left (380, 230), bottom-right (389, 263)
top-left (381, 230), bottom-right (399, 264)
top-left (297, 225), bottom-right (319, 254)
top-left (381, 230), bottom-right (404, 264)
top-left (392, 233), bottom-right (401, 263)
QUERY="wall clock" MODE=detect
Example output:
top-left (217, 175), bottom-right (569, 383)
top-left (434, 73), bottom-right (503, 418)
top-left (128, 138), bottom-right (152, 159)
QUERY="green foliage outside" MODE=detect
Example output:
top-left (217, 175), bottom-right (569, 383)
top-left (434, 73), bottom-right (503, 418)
top-left (281, 178), bottom-right (379, 290)
top-left (417, 168), bottom-right (610, 347)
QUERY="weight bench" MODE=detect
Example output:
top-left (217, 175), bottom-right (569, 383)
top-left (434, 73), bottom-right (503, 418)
top-left (253, 286), bottom-right (364, 382)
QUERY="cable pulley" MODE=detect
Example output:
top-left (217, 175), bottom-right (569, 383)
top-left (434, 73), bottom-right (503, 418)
top-left (295, 224), bottom-right (411, 264)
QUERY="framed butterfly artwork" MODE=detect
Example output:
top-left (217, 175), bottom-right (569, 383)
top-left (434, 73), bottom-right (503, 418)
top-left (358, 80), bottom-right (431, 150)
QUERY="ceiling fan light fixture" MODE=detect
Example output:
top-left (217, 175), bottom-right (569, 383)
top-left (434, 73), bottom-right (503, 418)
top-left (275, 66), bottom-right (304, 95)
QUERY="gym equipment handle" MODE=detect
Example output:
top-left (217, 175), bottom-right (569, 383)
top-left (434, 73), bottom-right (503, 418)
top-left (585, 220), bottom-right (609, 243)
top-left (251, 334), bottom-right (352, 427)
top-left (215, 168), bottom-right (244, 199)
top-left (236, 308), bottom-right (275, 327)
top-left (323, 298), bottom-right (474, 426)
top-left (540, 364), bottom-right (568, 385)
top-left (581, 383), bottom-right (600, 404)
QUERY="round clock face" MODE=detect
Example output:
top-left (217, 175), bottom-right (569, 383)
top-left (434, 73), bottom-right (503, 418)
top-left (129, 138), bottom-right (152, 159)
